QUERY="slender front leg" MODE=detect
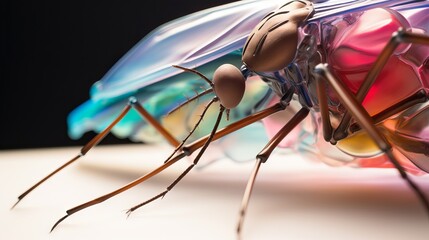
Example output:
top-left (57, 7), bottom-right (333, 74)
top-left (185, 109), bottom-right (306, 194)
top-left (126, 105), bottom-right (225, 215)
top-left (12, 97), bottom-right (180, 209)
top-left (49, 101), bottom-right (287, 232)
top-left (315, 64), bottom-right (429, 215)
top-left (237, 107), bottom-right (309, 236)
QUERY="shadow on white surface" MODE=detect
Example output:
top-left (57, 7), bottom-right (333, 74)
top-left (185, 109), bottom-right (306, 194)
top-left (1, 144), bottom-right (429, 240)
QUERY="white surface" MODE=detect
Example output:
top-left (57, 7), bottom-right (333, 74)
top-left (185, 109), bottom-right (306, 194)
top-left (1, 144), bottom-right (429, 240)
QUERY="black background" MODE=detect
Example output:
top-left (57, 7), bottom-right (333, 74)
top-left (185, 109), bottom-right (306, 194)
top-left (1, 0), bottom-right (233, 149)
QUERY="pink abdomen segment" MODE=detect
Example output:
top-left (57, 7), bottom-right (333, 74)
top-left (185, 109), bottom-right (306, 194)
top-left (328, 8), bottom-right (429, 174)
top-left (328, 8), bottom-right (428, 116)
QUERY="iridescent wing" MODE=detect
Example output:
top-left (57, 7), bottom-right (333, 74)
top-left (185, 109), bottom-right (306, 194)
top-left (68, 0), bottom-right (428, 146)
top-left (90, 0), bottom-right (426, 102)
top-left (309, 0), bottom-right (428, 22)
top-left (68, 0), bottom-right (282, 142)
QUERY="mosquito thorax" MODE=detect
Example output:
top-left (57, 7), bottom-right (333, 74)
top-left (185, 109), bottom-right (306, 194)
top-left (242, 0), bottom-right (314, 72)
top-left (212, 64), bottom-right (246, 109)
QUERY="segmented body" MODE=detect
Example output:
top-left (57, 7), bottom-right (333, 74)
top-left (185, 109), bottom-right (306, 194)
top-left (11, 0), bottom-right (429, 236)
top-left (241, 0), bottom-right (429, 174)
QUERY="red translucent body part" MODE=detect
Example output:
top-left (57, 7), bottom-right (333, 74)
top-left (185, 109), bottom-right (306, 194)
top-left (327, 8), bottom-right (429, 174)
top-left (328, 8), bottom-right (428, 116)
top-left (260, 8), bottom-right (429, 174)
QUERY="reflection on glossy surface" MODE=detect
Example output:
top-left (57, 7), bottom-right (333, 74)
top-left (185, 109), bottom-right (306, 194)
top-left (3, 145), bottom-right (429, 239)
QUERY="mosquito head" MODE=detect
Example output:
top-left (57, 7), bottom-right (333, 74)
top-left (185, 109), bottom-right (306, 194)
top-left (212, 64), bottom-right (246, 109)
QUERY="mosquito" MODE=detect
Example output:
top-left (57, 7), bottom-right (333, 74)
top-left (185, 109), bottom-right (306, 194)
top-left (12, 0), bottom-right (429, 236)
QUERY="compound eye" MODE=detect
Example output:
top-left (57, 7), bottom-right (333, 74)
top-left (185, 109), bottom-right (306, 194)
top-left (213, 64), bottom-right (246, 109)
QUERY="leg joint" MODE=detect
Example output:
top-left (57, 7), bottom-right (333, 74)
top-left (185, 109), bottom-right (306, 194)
top-left (392, 27), bottom-right (407, 43)
top-left (128, 96), bottom-right (138, 105)
top-left (256, 155), bottom-right (268, 163)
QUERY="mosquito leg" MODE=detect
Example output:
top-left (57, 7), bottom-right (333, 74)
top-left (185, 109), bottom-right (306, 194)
top-left (13, 95), bottom-right (190, 210)
top-left (11, 97), bottom-right (183, 210)
top-left (349, 89), bottom-right (428, 133)
top-left (12, 99), bottom-right (128, 209)
top-left (126, 105), bottom-right (225, 215)
top-left (182, 102), bottom-right (287, 154)
top-left (164, 97), bottom-right (218, 164)
top-left (316, 75), bottom-right (334, 142)
top-left (333, 29), bottom-right (429, 141)
top-left (237, 107), bottom-right (309, 236)
top-left (50, 151), bottom-right (188, 232)
top-left (315, 63), bottom-right (429, 216)
top-left (237, 159), bottom-right (262, 237)
top-left (130, 97), bottom-right (180, 147)
top-left (50, 101), bottom-right (287, 232)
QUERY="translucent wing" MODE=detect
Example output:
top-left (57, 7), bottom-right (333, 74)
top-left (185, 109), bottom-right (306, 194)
top-left (68, 0), bottom-right (285, 141)
top-left (88, 0), bottom-right (425, 102)
top-left (309, 0), bottom-right (428, 22)
top-left (68, 52), bottom-right (271, 142)
top-left (89, 0), bottom-right (283, 102)
top-left (68, 0), bottom-right (428, 145)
